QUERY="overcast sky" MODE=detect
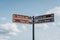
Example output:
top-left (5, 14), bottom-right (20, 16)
top-left (0, 0), bottom-right (60, 40)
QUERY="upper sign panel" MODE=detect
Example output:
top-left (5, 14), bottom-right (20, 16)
top-left (13, 14), bottom-right (32, 19)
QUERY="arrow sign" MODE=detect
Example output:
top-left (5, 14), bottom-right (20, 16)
top-left (13, 14), bottom-right (32, 24)
top-left (34, 14), bottom-right (54, 23)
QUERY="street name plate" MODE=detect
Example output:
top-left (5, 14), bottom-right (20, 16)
top-left (13, 14), bottom-right (32, 24)
top-left (35, 14), bottom-right (54, 23)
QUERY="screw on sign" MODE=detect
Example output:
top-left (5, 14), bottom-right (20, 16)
top-left (13, 14), bottom-right (32, 24)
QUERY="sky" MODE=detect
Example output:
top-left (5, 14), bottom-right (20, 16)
top-left (0, 0), bottom-right (60, 40)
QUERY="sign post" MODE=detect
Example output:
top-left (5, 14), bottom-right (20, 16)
top-left (12, 13), bottom-right (54, 40)
top-left (32, 16), bottom-right (34, 40)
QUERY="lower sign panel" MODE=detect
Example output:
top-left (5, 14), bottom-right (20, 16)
top-left (13, 19), bottom-right (32, 24)
top-left (35, 18), bottom-right (54, 23)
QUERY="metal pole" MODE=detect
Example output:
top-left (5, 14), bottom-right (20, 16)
top-left (32, 16), bottom-right (34, 40)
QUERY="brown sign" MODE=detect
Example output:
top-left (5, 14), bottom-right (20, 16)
top-left (13, 14), bottom-right (32, 24)
top-left (13, 14), bottom-right (32, 19)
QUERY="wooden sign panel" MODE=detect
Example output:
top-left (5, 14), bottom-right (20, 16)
top-left (13, 14), bottom-right (32, 24)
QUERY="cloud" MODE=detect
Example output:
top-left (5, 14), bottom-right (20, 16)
top-left (0, 36), bottom-right (9, 40)
top-left (35, 24), bottom-right (49, 30)
top-left (0, 23), bottom-right (20, 40)
top-left (21, 24), bottom-right (32, 31)
top-left (22, 25), bottom-right (27, 31)
top-left (0, 23), bottom-right (20, 35)
top-left (45, 7), bottom-right (60, 15)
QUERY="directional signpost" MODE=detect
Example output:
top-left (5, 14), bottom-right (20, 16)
top-left (12, 13), bottom-right (54, 40)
